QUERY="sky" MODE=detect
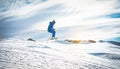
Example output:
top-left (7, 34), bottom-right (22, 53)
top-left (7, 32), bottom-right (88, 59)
top-left (0, 0), bottom-right (120, 39)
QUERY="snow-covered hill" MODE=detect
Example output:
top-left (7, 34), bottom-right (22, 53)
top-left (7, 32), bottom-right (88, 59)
top-left (0, 37), bottom-right (120, 69)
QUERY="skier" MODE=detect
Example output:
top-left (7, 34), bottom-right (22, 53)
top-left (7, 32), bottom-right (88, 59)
top-left (47, 20), bottom-right (57, 40)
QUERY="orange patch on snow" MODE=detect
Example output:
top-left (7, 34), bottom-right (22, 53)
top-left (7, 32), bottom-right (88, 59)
top-left (64, 39), bottom-right (96, 44)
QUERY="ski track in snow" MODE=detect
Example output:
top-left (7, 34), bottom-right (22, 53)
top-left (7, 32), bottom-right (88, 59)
top-left (0, 39), bottom-right (119, 69)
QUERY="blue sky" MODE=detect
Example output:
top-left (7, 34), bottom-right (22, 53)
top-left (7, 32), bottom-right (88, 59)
top-left (0, 0), bottom-right (120, 39)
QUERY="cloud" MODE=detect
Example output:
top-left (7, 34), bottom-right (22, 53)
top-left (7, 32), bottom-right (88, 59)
top-left (0, 0), bottom-right (119, 39)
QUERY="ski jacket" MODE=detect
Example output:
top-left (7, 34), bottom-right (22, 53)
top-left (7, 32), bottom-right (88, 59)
top-left (47, 22), bottom-right (55, 32)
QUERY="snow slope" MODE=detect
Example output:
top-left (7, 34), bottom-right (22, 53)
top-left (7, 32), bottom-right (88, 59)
top-left (0, 38), bottom-right (120, 69)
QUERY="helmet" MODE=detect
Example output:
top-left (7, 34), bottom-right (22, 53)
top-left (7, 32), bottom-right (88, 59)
top-left (52, 20), bottom-right (56, 23)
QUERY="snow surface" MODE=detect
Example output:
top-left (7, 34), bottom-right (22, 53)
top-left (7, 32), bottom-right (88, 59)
top-left (0, 38), bottom-right (120, 69)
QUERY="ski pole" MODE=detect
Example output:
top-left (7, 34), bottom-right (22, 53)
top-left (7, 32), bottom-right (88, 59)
top-left (46, 34), bottom-right (51, 42)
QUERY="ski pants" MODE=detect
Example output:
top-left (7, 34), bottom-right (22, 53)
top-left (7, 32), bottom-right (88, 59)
top-left (48, 30), bottom-right (56, 37)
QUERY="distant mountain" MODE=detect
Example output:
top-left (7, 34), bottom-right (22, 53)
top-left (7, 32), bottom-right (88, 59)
top-left (0, 0), bottom-right (47, 12)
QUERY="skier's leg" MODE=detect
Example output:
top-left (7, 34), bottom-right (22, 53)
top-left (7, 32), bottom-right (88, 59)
top-left (49, 30), bottom-right (56, 40)
top-left (52, 31), bottom-right (56, 37)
